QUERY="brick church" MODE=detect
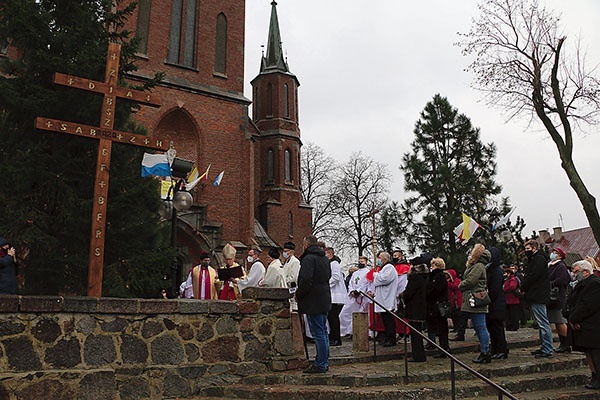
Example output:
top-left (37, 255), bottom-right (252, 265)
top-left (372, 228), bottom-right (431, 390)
top-left (124, 0), bottom-right (312, 272)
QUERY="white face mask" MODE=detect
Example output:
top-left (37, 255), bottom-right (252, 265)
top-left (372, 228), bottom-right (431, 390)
top-left (283, 251), bottom-right (289, 259)
top-left (247, 256), bottom-right (254, 263)
top-left (549, 253), bottom-right (557, 261)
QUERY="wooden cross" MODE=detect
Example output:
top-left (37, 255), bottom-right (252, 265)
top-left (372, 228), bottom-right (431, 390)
top-left (34, 42), bottom-right (165, 297)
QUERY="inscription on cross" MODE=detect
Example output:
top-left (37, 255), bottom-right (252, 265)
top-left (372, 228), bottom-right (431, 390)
top-left (34, 42), bottom-right (166, 297)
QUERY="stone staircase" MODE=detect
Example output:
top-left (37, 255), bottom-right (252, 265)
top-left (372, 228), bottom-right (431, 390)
top-left (194, 332), bottom-right (600, 400)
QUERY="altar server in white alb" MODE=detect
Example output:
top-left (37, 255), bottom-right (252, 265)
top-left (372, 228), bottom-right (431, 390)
top-left (237, 246), bottom-right (266, 292)
top-left (372, 251), bottom-right (399, 347)
top-left (326, 246), bottom-right (348, 346)
top-left (340, 255), bottom-right (371, 337)
top-left (260, 248), bottom-right (286, 288)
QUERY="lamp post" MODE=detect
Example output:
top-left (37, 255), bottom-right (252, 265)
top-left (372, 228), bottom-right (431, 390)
top-left (159, 147), bottom-right (194, 295)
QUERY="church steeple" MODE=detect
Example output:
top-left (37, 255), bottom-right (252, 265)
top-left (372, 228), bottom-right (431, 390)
top-left (261, 1), bottom-right (289, 73)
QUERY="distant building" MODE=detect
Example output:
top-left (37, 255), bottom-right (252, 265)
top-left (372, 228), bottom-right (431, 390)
top-left (538, 226), bottom-right (600, 266)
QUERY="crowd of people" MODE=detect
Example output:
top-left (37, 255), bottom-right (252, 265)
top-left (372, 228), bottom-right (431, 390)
top-left (175, 236), bottom-right (600, 386)
top-left (4, 229), bottom-right (599, 386)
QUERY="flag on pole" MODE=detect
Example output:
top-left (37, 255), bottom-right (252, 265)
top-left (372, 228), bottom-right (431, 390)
top-left (186, 166), bottom-right (199, 182)
top-left (199, 164), bottom-right (211, 181)
top-left (185, 164), bottom-right (211, 191)
top-left (213, 171), bottom-right (224, 186)
top-left (453, 212), bottom-right (481, 243)
top-left (491, 208), bottom-right (515, 232)
top-left (141, 153), bottom-right (170, 177)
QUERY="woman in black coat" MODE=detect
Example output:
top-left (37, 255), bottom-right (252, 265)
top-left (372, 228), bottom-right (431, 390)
top-left (486, 247), bottom-right (508, 359)
top-left (426, 257), bottom-right (450, 358)
top-left (566, 260), bottom-right (600, 390)
top-left (404, 262), bottom-right (429, 362)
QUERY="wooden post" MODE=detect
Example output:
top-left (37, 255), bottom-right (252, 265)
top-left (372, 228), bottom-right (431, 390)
top-left (34, 42), bottom-right (165, 297)
top-left (352, 312), bottom-right (370, 352)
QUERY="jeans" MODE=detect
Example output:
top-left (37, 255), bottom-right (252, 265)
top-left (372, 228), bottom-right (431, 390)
top-left (469, 312), bottom-right (490, 353)
top-left (530, 303), bottom-right (553, 354)
top-left (306, 313), bottom-right (330, 370)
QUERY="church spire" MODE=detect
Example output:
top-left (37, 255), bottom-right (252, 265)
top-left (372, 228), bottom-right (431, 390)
top-left (261, 1), bottom-right (289, 73)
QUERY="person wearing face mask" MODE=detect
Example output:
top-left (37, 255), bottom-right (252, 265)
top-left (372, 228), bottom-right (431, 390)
top-left (190, 251), bottom-right (220, 300)
top-left (339, 255), bottom-right (371, 338)
top-left (565, 260), bottom-right (600, 390)
top-left (547, 247), bottom-right (571, 353)
top-left (522, 239), bottom-right (553, 358)
top-left (237, 246), bottom-right (266, 293)
top-left (371, 251), bottom-right (399, 347)
top-left (282, 242), bottom-right (300, 289)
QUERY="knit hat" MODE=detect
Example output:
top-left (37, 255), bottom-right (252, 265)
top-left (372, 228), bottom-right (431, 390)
top-left (553, 247), bottom-right (566, 259)
top-left (0, 238), bottom-right (8, 247)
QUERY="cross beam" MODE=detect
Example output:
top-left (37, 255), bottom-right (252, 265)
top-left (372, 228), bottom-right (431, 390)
top-left (35, 42), bottom-right (165, 297)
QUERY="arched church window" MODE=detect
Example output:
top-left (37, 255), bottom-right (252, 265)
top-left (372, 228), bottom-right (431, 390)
top-left (283, 84), bottom-right (289, 118)
top-left (214, 13), bottom-right (227, 75)
top-left (266, 83), bottom-right (273, 117)
top-left (284, 149), bottom-right (292, 183)
top-left (267, 149), bottom-right (274, 183)
top-left (288, 212), bottom-right (294, 238)
top-left (135, 0), bottom-right (152, 55)
top-left (167, 0), bottom-right (197, 68)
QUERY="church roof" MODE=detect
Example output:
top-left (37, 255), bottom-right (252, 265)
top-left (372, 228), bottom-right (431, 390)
top-left (260, 1), bottom-right (290, 73)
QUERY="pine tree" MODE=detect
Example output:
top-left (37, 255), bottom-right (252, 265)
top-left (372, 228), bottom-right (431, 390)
top-left (0, 0), bottom-right (174, 297)
top-left (401, 94), bottom-right (503, 268)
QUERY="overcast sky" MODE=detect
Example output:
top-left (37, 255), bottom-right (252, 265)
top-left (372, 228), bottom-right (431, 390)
top-left (244, 0), bottom-right (600, 236)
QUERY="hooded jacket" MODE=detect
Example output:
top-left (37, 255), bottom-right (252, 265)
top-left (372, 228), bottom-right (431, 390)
top-left (486, 247), bottom-right (506, 320)
top-left (297, 245), bottom-right (332, 314)
top-left (459, 249), bottom-right (491, 313)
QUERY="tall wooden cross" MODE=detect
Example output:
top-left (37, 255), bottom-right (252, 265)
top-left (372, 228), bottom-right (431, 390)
top-left (34, 42), bottom-right (166, 297)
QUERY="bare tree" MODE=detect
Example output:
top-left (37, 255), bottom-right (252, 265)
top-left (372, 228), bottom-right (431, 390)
top-left (300, 142), bottom-right (339, 240)
top-left (333, 152), bottom-right (391, 258)
top-left (458, 0), bottom-right (600, 243)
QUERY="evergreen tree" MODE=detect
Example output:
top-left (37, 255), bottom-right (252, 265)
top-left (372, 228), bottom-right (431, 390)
top-left (400, 94), bottom-right (503, 269)
top-left (0, 0), bottom-right (174, 297)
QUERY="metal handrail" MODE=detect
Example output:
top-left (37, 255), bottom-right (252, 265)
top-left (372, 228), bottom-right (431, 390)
top-left (360, 291), bottom-right (517, 400)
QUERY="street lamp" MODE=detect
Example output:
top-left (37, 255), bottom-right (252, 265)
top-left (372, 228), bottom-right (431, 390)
top-left (159, 151), bottom-right (194, 295)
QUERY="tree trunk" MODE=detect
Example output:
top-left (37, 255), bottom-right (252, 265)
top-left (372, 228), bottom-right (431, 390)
top-left (559, 156), bottom-right (600, 246)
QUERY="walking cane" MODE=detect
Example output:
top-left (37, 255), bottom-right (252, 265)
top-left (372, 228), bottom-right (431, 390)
top-left (290, 283), bottom-right (310, 360)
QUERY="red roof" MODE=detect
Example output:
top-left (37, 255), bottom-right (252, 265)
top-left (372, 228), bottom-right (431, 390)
top-left (550, 227), bottom-right (600, 260)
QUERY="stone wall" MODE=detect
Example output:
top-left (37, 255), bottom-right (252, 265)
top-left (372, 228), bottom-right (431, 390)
top-left (0, 288), bottom-right (303, 400)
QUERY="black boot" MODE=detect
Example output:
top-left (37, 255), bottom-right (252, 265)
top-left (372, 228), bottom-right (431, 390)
top-left (554, 335), bottom-right (571, 353)
top-left (586, 351), bottom-right (600, 389)
top-left (472, 352), bottom-right (491, 364)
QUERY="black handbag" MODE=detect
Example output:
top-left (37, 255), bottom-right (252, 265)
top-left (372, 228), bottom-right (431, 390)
top-left (437, 300), bottom-right (453, 318)
top-left (549, 287), bottom-right (560, 301)
top-left (470, 290), bottom-right (492, 307)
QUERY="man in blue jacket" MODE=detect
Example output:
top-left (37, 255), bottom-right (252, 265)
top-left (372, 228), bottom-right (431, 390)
top-left (296, 235), bottom-right (331, 373)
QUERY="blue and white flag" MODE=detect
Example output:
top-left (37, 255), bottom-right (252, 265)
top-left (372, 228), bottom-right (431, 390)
top-left (491, 208), bottom-right (515, 232)
top-left (213, 171), bottom-right (224, 186)
top-left (141, 153), bottom-right (171, 177)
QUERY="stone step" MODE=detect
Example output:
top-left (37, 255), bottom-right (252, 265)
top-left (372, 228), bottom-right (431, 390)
top-left (196, 349), bottom-right (590, 400)
top-left (240, 351), bottom-right (586, 387)
top-left (326, 330), bottom-right (542, 366)
top-left (198, 367), bottom-right (592, 400)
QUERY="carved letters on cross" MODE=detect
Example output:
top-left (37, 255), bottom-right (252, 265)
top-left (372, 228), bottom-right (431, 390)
top-left (34, 42), bottom-right (165, 297)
